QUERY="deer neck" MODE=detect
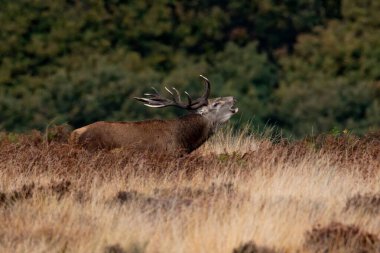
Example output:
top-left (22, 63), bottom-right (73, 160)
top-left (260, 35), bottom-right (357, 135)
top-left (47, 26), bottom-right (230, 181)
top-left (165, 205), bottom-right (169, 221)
top-left (176, 114), bottom-right (214, 153)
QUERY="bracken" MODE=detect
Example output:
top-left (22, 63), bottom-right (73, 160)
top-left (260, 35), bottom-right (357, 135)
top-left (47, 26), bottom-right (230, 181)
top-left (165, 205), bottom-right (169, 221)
top-left (232, 241), bottom-right (279, 253)
top-left (344, 193), bottom-right (380, 215)
top-left (304, 222), bottom-right (380, 253)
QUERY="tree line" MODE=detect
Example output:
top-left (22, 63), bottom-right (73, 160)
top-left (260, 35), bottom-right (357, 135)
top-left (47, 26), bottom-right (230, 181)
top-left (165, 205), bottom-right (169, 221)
top-left (0, 0), bottom-right (379, 137)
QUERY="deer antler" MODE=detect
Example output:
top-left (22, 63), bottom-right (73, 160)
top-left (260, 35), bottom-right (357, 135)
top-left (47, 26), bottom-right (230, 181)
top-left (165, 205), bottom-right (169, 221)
top-left (134, 75), bottom-right (210, 110)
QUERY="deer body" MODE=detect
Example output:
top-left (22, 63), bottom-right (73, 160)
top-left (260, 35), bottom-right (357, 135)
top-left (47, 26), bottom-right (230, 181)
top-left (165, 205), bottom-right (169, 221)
top-left (70, 114), bottom-right (213, 154)
top-left (70, 76), bottom-right (238, 155)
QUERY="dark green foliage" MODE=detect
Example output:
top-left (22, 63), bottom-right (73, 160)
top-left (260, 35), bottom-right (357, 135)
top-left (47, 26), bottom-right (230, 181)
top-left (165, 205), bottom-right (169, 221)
top-left (209, 42), bottom-right (278, 127)
top-left (274, 0), bottom-right (380, 136)
top-left (1, 0), bottom-right (379, 137)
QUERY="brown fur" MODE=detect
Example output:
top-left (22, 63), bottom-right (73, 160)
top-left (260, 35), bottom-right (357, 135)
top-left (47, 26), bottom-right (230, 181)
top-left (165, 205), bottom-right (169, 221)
top-left (69, 114), bottom-right (213, 156)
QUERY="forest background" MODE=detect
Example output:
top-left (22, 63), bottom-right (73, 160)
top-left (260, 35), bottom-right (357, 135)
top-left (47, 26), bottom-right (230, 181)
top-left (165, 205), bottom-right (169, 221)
top-left (1, 0), bottom-right (379, 137)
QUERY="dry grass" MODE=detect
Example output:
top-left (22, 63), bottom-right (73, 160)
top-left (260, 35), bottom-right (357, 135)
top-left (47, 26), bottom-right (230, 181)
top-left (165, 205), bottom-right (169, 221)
top-left (0, 126), bottom-right (379, 253)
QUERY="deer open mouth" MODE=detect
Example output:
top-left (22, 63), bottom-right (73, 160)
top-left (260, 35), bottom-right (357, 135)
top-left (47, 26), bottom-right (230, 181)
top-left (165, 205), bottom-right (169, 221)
top-left (230, 98), bottom-right (238, 113)
top-left (230, 106), bottom-right (239, 113)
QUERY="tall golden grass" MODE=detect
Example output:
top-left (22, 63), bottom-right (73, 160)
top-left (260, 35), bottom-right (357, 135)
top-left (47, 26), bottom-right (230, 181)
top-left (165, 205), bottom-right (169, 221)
top-left (0, 127), bottom-right (379, 253)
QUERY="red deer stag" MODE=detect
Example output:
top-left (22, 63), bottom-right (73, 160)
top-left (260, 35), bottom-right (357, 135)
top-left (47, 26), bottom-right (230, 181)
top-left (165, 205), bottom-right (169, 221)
top-left (69, 75), bottom-right (238, 156)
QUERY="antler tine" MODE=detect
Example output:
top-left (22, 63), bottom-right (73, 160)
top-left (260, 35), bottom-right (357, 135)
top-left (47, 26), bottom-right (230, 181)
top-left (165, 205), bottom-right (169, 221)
top-left (171, 87), bottom-right (182, 102)
top-left (133, 97), bottom-right (166, 108)
top-left (199, 75), bottom-right (210, 101)
top-left (165, 86), bottom-right (183, 103)
top-left (185, 75), bottom-right (211, 109)
top-left (199, 74), bottom-right (208, 81)
top-left (148, 87), bottom-right (161, 97)
top-left (164, 86), bottom-right (173, 95)
top-left (184, 91), bottom-right (192, 106)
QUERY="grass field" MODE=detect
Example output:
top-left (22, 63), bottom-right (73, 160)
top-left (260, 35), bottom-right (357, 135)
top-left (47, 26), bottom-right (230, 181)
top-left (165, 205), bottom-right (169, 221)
top-left (0, 127), bottom-right (379, 253)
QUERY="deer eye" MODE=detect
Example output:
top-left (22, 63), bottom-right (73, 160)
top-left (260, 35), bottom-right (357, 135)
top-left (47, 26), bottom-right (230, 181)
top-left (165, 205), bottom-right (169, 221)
top-left (213, 102), bottom-right (220, 107)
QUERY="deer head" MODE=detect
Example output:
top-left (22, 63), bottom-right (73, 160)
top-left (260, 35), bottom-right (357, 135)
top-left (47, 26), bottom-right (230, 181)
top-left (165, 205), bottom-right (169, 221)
top-left (134, 75), bottom-right (238, 127)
